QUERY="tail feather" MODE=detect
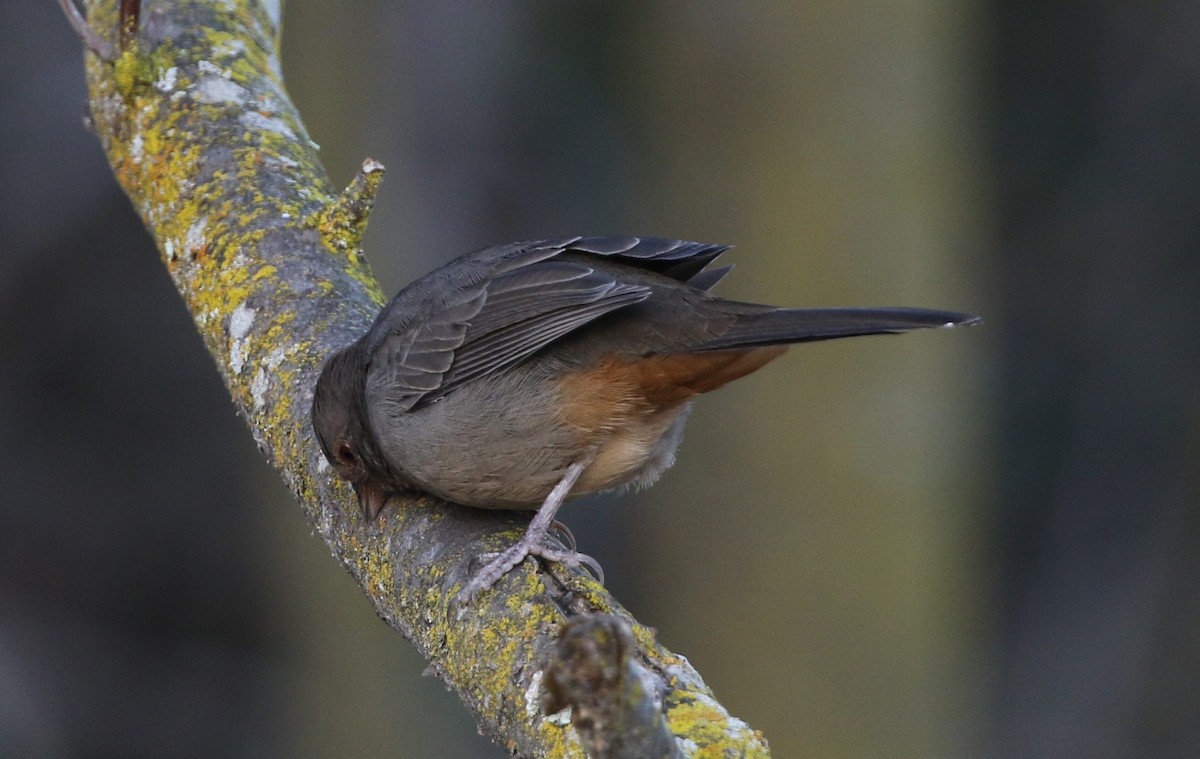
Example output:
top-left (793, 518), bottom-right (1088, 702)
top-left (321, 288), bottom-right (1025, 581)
top-left (696, 306), bottom-right (981, 351)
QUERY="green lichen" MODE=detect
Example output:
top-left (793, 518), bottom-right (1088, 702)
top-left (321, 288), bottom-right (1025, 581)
top-left (112, 45), bottom-right (152, 96)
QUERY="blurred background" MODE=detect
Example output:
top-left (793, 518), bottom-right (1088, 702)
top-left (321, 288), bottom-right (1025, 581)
top-left (2, 1), bottom-right (1197, 756)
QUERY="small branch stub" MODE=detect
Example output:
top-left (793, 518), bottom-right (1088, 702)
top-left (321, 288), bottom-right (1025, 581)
top-left (544, 614), bottom-right (683, 759)
top-left (58, 0), bottom-right (118, 60)
top-left (316, 158), bottom-right (386, 255)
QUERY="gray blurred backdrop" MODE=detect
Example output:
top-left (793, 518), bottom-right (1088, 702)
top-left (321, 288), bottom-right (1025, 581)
top-left (2, 1), bottom-right (1197, 757)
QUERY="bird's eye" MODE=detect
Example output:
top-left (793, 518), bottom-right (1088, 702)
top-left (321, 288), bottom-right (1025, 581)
top-left (337, 443), bottom-right (357, 465)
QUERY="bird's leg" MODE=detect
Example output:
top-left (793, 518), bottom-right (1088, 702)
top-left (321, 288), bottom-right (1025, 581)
top-left (459, 460), bottom-right (602, 601)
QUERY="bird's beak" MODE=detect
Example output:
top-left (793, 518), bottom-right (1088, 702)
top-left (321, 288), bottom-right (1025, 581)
top-left (354, 480), bottom-right (389, 520)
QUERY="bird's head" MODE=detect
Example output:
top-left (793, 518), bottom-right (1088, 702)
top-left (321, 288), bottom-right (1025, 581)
top-left (312, 345), bottom-right (389, 519)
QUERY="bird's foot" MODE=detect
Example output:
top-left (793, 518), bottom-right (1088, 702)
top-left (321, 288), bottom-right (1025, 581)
top-left (549, 519), bottom-right (577, 552)
top-left (457, 461), bottom-right (599, 603)
top-left (538, 543), bottom-right (605, 586)
top-left (546, 520), bottom-right (606, 581)
top-left (458, 537), bottom-right (604, 603)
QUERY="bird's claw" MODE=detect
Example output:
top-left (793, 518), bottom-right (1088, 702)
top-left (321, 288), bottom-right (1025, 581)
top-left (459, 540), bottom-right (604, 603)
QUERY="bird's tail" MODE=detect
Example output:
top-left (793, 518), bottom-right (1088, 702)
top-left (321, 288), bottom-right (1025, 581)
top-left (695, 306), bottom-right (981, 352)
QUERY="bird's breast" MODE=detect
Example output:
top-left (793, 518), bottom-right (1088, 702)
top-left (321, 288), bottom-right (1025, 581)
top-left (554, 355), bottom-right (695, 493)
top-left (575, 404), bottom-right (692, 493)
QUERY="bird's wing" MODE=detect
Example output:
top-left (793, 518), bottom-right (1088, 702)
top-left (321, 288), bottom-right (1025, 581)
top-left (364, 237), bottom-right (733, 413)
top-left (553, 235), bottom-right (732, 289)
top-left (435, 260), bottom-right (650, 395)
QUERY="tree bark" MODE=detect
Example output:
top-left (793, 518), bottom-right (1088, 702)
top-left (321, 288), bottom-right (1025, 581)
top-left (74, 1), bottom-right (769, 756)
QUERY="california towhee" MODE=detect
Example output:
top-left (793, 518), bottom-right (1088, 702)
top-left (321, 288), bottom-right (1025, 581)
top-left (312, 236), bottom-right (979, 598)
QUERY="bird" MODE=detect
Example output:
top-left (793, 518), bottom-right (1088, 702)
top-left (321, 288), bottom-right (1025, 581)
top-left (311, 236), bottom-right (980, 599)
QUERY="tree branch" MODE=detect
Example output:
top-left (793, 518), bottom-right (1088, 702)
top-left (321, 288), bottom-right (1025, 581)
top-left (74, 1), bottom-right (770, 755)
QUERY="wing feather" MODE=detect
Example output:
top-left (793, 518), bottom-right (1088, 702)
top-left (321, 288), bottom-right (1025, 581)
top-left (365, 236), bottom-right (730, 412)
